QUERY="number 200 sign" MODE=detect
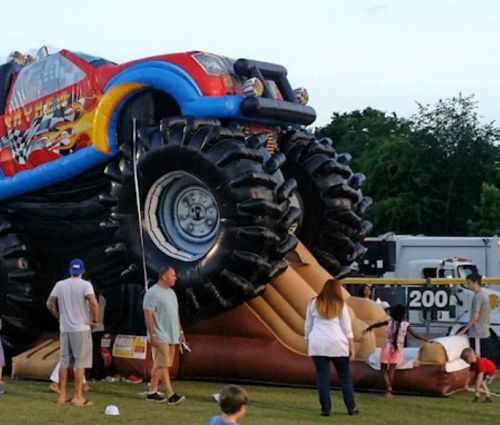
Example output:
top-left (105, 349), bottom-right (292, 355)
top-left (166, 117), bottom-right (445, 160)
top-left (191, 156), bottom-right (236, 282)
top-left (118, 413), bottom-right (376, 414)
top-left (407, 287), bottom-right (451, 311)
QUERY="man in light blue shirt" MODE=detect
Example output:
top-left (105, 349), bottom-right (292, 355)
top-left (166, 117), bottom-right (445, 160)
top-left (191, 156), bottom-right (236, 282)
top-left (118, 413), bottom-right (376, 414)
top-left (143, 266), bottom-right (185, 404)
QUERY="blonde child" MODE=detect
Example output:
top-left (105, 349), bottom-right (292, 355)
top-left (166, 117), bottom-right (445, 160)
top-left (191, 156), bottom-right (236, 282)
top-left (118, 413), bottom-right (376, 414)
top-left (461, 347), bottom-right (496, 403)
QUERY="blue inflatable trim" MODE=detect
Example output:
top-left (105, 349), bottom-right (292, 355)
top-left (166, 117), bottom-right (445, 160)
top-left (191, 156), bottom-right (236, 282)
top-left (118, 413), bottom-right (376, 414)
top-left (103, 60), bottom-right (295, 125)
top-left (0, 146), bottom-right (111, 201)
top-left (104, 61), bottom-right (202, 102)
top-left (0, 60), bottom-right (296, 200)
top-left (0, 91), bottom-right (137, 201)
top-left (104, 61), bottom-right (247, 120)
top-left (105, 90), bottom-right (143, 156)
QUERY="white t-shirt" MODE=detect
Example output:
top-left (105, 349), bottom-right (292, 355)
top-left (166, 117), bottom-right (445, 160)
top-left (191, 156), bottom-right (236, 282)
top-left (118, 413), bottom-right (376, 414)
top-left (50, 277), bottom-right (94, 332)
top-left (304, 299), bottom-right (354, 357)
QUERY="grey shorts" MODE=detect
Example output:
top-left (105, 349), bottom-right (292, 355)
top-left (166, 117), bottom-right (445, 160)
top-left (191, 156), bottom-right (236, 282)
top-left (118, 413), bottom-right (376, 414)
top-left (60, 331), bottom-right (93, 369)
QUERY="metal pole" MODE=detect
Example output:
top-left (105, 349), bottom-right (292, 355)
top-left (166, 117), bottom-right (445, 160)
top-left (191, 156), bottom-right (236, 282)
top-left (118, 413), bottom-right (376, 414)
top-left (132, 118), bottom-right (149, 292)
top-left (425, 277), bottom-right (431, 338)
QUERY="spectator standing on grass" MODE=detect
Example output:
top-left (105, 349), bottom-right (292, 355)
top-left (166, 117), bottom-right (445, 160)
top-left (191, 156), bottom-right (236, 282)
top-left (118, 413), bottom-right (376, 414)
top-left (458, 273), bottom-right (497, 362)
top-left (207, 385), bottom-right (248, 425)
top-left (364, 304), bottom-right (428, 398)
top-left (46, 258), bottom-right (99, 407)
top-left (143, 266), bottom-right (185, 404)
top-left (305, 278), bottom-right (358, 417)
top-left (461, 347), bottom-right (496, 403)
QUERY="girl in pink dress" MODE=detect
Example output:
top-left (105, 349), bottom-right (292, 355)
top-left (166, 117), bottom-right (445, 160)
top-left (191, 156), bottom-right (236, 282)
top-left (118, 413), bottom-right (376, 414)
top-left (364, 304), bottom-right (428, 397)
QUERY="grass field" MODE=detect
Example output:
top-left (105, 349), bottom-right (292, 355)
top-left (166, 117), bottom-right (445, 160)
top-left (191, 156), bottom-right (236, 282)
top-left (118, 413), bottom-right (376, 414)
top-left (0, 377), bottom-right (498, 425)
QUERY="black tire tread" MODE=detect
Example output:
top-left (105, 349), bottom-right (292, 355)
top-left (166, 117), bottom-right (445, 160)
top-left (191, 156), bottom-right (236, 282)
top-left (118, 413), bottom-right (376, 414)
top-left (280, 130), bottom-right (372, 276)
top-left (0, 216), bottom-right (44, 350)
top-left (103, 118), bottom-right (298, 321)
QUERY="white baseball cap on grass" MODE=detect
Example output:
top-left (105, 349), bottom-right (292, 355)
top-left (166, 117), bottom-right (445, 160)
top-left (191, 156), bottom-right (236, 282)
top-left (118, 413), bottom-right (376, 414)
top-left (104, 405), bottom-right (120, 416)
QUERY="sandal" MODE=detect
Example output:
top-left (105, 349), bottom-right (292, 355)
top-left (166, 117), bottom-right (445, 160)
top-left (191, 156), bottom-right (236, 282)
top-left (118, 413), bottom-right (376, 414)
top-left (49, 383), bottom-right (60, 394)
top-left (72, 399), bottom-right (94, 407)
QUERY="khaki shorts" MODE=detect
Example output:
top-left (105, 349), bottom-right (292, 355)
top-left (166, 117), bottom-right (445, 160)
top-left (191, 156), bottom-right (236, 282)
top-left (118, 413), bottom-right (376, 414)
top-left (60, 330), bottom-right (93, 369)
top-left (152, 343), bottom-right (176, 368)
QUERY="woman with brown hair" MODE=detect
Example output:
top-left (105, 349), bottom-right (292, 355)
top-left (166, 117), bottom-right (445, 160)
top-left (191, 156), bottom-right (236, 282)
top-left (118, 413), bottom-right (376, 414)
top-left (305, 278), bottom-right (358, 416)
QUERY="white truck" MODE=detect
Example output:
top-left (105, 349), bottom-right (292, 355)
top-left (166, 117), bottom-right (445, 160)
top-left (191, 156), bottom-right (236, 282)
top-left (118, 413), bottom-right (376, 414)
top-left (360, 234), bottom-right (500, 279)
top-left (358, 234), bottom-right (500, 344)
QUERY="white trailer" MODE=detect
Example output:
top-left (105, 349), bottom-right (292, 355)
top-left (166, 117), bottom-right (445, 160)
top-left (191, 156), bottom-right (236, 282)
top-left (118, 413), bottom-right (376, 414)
top-left (360, 234), bottom-right (500, 278)
top-left (357, 234), bottom-right (500, 345)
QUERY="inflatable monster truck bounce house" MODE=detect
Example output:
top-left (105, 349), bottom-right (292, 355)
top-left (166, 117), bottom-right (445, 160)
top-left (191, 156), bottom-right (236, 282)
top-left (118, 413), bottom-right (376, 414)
top-left (0, 48), bottom-right (470, 394)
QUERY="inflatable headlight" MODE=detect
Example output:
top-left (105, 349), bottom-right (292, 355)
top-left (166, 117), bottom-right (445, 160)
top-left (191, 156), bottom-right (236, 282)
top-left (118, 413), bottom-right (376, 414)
top-left (192, 52), bottom-right (227, 76)
top-left (242, 77), bottom-right (264, 97)
top-left (293, 87), bottom-right (309, 105)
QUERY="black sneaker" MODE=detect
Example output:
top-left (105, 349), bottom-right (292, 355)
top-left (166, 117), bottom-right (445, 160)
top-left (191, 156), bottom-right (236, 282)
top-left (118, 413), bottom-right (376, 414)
top-left (147, 392), bottom-right (167, 402)
top-left (348, 409), bottom-right (359, 416)
top-left (167, 393), bottom-right (186, 405)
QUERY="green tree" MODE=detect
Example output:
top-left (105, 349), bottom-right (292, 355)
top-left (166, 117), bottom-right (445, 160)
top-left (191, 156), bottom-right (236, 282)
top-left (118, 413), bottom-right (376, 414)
top-left (315, 107), bottom-right (412, 172)
top-left (316, 108), bottom-right (432, 234)
top-left (316, 95), bottom-right (500, 236)
top-left (362, 137), bottom-right (435, 234)
top-left (468, 183), bottom-right (500, 235)
top-left (412, 94), bottom-right (500, 235)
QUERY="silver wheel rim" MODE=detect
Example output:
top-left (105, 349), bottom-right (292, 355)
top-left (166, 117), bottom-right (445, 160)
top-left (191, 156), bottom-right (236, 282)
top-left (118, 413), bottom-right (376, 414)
top-left (144, 171), bottom-right (220, 262)
top-left (288, 191), bottom-right (303, 234)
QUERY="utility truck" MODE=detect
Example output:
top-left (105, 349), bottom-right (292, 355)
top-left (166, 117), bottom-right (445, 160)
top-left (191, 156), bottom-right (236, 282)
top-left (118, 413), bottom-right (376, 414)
top-left (355, 234), bottom-right (500, 350)
top-left (359, 234), bottom-right (500, 278)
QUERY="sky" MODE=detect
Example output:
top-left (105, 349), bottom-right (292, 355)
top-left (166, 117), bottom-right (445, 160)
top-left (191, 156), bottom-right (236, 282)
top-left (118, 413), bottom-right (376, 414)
top-left (1, 0), bottom-right (499, 127)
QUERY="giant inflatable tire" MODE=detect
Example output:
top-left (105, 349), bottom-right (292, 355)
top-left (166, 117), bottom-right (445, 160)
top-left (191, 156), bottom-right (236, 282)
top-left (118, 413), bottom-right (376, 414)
top-left (280, 131), bottom-right (372, 277)
top-left (0, 216), bottom-right (44, 350)
top-left (102, 118), bottom-right (298, 320)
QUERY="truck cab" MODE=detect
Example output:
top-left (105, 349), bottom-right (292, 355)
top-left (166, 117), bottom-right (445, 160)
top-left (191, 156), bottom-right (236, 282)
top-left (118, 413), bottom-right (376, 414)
top-left (405, 257), bottom-right (479, 324)
top-left (409, 258), bottom-right (478, 279)
top-left (360, 235), bottom-right (500, 339)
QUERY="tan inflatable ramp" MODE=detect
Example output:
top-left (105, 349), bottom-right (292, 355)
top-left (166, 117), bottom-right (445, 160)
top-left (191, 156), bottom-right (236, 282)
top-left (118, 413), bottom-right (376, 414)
top-left (11, 339), bottom-right (59, 380)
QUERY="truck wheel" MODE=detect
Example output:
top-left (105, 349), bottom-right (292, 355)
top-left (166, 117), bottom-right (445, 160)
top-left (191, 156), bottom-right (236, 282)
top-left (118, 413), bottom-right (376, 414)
top-left (101, 118), bottom-right (298, 321)
top-left (279, 130), bottom-right (372, 277)
top-left (0, 216), bottom-right (44, 351)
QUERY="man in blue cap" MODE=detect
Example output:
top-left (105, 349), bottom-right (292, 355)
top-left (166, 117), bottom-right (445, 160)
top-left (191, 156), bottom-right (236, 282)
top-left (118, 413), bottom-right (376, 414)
top-left (46, 258), bottom-right (99, 407)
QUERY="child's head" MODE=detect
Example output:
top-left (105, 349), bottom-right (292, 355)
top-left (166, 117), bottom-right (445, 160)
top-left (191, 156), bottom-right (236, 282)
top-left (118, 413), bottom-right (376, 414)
top-left (219, 385), bottom-right (248, 420)
top-left (390, 304), bottom-right (406, 322)
top-left (460, 347), bottom-right (477, 364)
top-left (358, 284), bottom-right (372, 299)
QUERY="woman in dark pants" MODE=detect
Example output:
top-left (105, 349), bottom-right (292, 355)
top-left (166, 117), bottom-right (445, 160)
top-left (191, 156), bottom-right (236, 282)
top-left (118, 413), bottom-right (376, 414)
top-left (305, 278), bottom-right (358, 416)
